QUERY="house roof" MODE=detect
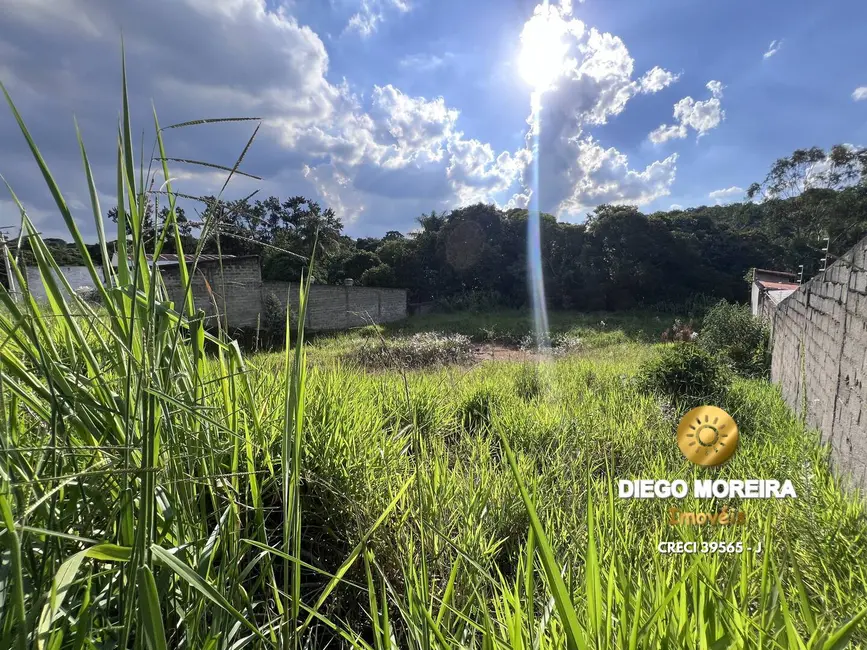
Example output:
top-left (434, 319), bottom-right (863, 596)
top-left (144, 254), bottom-right (234, 263)
top-left (110, 252), bottom-right (242, 266)
top-left (754, 268), bottom-right (798, 281)
top-left (758, 280), bottom-right (800, 291)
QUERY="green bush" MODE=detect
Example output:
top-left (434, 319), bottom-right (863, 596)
top-left (360, 263), bottom-right (396, 287)
top-left (435, 289), bottom-right (504, 313)
top-left (637, 343), bottom-right (731, 408)
top-left (698, 300), bottom-right (770, 378)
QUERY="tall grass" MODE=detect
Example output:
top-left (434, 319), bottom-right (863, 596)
top-left (1, 61), bottom-right (867, 650)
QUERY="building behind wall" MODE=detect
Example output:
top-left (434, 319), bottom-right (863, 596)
top-left (751, 268), bottom-right (799, 325)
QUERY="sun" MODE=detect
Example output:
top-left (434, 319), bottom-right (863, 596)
top-left (518, 5), bottom-right (570, 92)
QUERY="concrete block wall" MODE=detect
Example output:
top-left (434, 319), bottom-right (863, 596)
top-left (770, 234), bottom-right (867, 490)
top-left (160, 256), bottom-right (407, 332)
top-left (161, 256), bottom-right (264, 330)
top-left (262, 281), bottom-right (408, 331)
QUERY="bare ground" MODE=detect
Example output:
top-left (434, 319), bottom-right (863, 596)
top-left (471, 343), bottom-right (542, 363)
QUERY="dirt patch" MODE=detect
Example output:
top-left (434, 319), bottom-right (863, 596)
top-left (472, 343), bottom-right (542, 363)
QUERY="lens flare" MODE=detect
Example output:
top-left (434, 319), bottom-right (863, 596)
top-left (518, 2), bottom-right (570, 92)
top-left (527, 105), bottom-right (550, 352)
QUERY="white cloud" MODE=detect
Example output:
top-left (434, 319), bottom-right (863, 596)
top-left (648, 124), bottom-right (687, 144)
top-left (649, 80), bottom-right (725, 143)
top-left (706, 80), bottom-right (723, 98)
top-left (345, 10), bottom-right (380, 37)
top-left (638, 66), bottom-right (680, 93)
top-left (763, 39), bottom-right (783, 59)
top-left (1, 0), bottom-right (527, 234)
top-left (555, 140), bottom-right (678, 215)
top-left (399, 52), bottom-right (451, 72)
top-left (0, 0), bottom-right (684, 236)
top-left (344, 0), bottom-right (410, 38)
top-left (853, 87), bottom-right (867, 101)
top-left (708, 186), bottom-right (744, 204)
top-left (669, 204), bottom-right (683, 210)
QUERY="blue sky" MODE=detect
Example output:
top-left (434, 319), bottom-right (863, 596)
top-left (2, 0), bottom-right (866, 239)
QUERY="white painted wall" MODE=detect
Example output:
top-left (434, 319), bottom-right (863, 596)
top-left (24, 266), bottom-right (105, 301)
top-left (751, 281), bottom-right (760, 316)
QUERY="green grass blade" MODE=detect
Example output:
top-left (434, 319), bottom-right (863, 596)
top-left (150, 544), bottom-right (268, 644)
top-left (137, 566), bottom-right (168, 650)
top-left (498, 433), bottom-right (586, 650)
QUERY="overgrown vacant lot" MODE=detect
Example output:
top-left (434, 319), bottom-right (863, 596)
top-left (2, 79), bottom-right (866, 650)
top-left (8, 298), bottom-right (867, 648)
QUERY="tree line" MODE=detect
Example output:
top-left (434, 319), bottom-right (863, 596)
top-left (18, 143), bottom-right (867, 310)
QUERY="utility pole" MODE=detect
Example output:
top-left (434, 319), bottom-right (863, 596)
top-left (798, 264), bottom-right (804, 285)
top-left (0, 227), bottom-right (17, 300)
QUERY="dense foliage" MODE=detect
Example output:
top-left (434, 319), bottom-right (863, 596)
top-left (699, 300), bottom-right (772, 378)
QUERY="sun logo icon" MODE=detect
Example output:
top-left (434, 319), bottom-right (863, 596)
top-left (676, 405), bottom-right (739, 466)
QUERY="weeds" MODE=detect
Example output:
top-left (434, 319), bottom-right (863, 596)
top-left (699, 299), bottom-right (771, 378)
top-left (343, 331), bottom-right (474, 370)
top-left (637, 343), bottom-right (732, 408)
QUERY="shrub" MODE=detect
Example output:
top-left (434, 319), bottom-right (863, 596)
top-left (360, 263), bottom-right (396, 287)
top-left (660, 319), bottom-right (696, 342)
top-left (344, 332), bottom-right (473, 370)
top-left (637, 344), bottom-right (731, 408)
top-left (551, 333), bottom-right (583, 356)
top-left (75, 285), bottom-right (102, 304)
top-left (698, 300), bottom-right (770, 378)
top-left (261, 291), bottom-right (287, 337)
top-left (435, 289), bottom-right (504, 313)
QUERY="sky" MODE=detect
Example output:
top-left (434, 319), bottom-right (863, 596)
top-left (2, 0), bottom-right (867, 240)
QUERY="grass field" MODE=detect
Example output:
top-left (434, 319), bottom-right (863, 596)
top-left (2, 72), bottom-right (867, 650)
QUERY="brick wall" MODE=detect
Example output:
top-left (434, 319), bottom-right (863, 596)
top-left (160, 256), bottom-right (407, 332)
top-left (770, 234), bottom-right (867, 490)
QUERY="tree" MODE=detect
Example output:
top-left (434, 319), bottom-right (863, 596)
top-left (107, 204), bottom-right (191, 253)
top-left (747, 144), bottom-right (867, 264)
top-left (360, 264), bottom-right (397, 287)
top-left (342, 250), bottom-right (381, 282)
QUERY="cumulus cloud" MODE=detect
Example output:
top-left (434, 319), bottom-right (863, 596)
top-left (853, 87), bottom-right (867, 101)
top-left (1, 0), bottom-right (687, 237)
top-left (669, 204), bottom-right (683, 210)
top-left (708, 186), bottom-right (744, 204)
top-left (763, 39), bottom-right (783, 59)
top-left (649, 80), bottom-right (725, 143)
top-left (509, 1), bottom-right (681, 217)
top-left (0, 0), bottom-right (525, 234)
top-left (638, 66), bottom-right (681, 93)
